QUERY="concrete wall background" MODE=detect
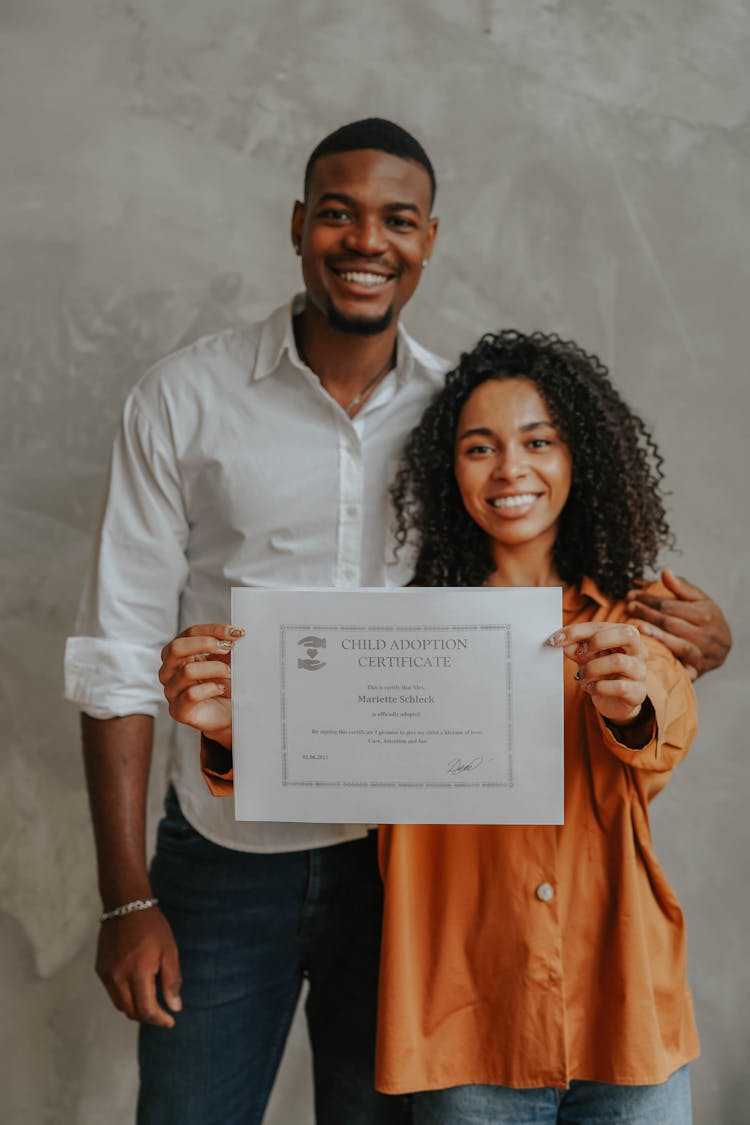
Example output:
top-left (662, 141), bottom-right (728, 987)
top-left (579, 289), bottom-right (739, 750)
top-left (1, 1), bottom-right (748, 1121)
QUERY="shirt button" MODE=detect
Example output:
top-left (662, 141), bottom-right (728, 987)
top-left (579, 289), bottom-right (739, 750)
top-left (536, 882), bottom-right (555, 903)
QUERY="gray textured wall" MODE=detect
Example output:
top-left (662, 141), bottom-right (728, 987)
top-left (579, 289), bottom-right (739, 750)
top-left (1, 1), bottom-right (748, 1122)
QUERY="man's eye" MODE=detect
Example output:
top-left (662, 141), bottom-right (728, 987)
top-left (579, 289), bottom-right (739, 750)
top-left (319, 209), bottom-right (351, 221)
top-left (388, 216), bottom-right (417, 229)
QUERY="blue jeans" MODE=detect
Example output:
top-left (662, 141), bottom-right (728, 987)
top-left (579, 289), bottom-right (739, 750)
top-left (411, 1065), bottom-right (691, 1124)
top-left (138, 787), bottom-right (407, 1125)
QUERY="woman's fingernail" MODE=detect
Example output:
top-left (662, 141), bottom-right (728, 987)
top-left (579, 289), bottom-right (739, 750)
top-left (546, 632), bottom-right (566, 646)
top-left (575, 644), bottom-right (587, 657)
top-left (574, 669), bottom-right (583, 680)
top-left (218, 640), bottom-right (233, 649)
top-left (228, 627), bottom-right (245, 637)
top-left (584, 682), bottom-right (594, 692)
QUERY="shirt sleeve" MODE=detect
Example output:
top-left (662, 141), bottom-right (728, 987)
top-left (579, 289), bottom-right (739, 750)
top-left (596, 633), bottom-right (698, 789)
top-left (64, 389), bottom-right (189, 718)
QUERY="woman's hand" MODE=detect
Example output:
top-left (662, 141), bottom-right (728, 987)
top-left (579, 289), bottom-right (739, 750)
top-left (547, 621), bottom-right (649, 730)
top-left (159, 624), bottom-right (243, 750)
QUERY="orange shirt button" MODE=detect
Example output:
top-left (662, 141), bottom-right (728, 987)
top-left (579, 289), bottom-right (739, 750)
top-left (536, 882), bottom-right (555, 902)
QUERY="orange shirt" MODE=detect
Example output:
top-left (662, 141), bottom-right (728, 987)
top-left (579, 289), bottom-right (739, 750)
top-left (375, 579), bottom-right (699, 1094)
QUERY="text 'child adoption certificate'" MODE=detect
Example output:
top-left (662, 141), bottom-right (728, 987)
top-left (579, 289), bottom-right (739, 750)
top-left (231, 587), bottom-right (563, 825)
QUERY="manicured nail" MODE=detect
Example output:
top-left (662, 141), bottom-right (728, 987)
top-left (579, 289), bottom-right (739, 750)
top-left (546, 632), bottom-right (566, 646)
top-left (218, 640), bottom-right (234, 649)
top-left (584, 682), bottom-right (594, 692)
top-left (575, 644), bottom-right (587, 657)
top-left (574, 669), bottom-right (583, 680)
top-left (169, 993), bottom-right (182, 1012)
top-left (228, 627), bottom-right (245, 637)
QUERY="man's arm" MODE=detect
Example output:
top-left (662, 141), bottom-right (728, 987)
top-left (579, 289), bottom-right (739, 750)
top-left (82, 713), bottom-right (182, 1029)
top-left (626, 567), bottom-right (732, 681)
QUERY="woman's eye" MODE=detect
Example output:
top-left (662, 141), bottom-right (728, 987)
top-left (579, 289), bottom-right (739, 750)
top-left (466, 444), bottom-right (493, 455)
top-left (528, 439), bottom-right (552, 449)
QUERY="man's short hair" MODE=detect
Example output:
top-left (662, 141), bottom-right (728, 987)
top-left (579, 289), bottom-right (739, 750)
top-left (304, 118), bottom-right (436, 206)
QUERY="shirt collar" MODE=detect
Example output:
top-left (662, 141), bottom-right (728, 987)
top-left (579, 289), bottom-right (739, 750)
top-left (252, 293), bottom-right (417, 387)
top-left (563, 576), bottom-right (611, 613)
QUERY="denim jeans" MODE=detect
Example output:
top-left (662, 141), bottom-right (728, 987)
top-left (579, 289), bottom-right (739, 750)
top-left (138, 787), bottom-right (407, 1125)
top-left (411, 1064), bottom-right (691, 1125)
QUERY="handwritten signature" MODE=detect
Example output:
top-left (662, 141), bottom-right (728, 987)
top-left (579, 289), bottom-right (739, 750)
top-left (447, 756), bottom-right (484, 775)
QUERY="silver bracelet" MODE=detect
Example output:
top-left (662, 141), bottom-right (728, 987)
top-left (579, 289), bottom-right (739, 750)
top-left (100, 897), bottom-right (159, 922)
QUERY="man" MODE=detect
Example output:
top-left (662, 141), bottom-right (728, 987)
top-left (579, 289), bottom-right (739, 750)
top-left (65, 118), bottom-right (730, 1125)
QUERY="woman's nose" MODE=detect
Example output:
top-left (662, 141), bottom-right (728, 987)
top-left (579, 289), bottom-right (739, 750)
top-left (492, 448), bottom-right (526, 480)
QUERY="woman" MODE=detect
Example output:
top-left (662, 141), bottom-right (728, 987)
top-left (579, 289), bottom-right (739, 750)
top-left (376, 330), bottom-right (697, 1123)
top-left (161, 330), bottom-right (699, 1123)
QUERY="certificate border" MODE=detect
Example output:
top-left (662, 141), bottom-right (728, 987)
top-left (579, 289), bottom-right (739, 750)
top-left (279, 624), bottom-right (514, 789)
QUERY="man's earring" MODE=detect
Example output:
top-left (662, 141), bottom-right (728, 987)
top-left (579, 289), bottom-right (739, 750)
top-left (294, 244), bottom-right (301, 256)
top-left (422, 258), bottom-right (429, 268)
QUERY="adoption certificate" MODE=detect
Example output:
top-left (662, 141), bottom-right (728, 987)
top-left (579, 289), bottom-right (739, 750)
top-left (231, 587), bottom-right (563, 825)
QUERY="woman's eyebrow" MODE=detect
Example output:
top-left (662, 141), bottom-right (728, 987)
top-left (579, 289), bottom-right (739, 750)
top-left (457, 426), bottom-right (494, 441)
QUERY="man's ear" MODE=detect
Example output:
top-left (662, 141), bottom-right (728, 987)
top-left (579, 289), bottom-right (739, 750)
top-left (291, 201), bottom-right (305, 254)
top-left (424, 216), bottom-right (439, 259)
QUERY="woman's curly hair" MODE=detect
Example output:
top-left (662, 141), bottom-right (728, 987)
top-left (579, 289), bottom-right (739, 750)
top-left (392, 330), bottom-right (673, 600)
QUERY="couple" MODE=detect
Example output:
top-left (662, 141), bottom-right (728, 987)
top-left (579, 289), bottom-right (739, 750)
top-left (67, 118), bottom-right (730, 1125)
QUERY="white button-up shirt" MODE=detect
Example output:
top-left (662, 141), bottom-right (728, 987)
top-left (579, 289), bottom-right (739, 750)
top-left (64, 296), bottom-right (449, 852)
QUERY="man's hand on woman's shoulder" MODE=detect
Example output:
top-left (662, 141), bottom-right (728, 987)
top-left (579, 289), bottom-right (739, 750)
top-left (626, 568), bottom-right (731, 681)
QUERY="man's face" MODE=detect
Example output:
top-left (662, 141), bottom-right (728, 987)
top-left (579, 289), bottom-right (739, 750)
top-left (291, 149), bottom-right (437, 336)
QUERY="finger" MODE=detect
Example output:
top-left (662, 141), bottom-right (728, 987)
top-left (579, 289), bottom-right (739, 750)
top-left (632, 621), bottom-right (701, 678)
top-left (554, 624), bottom-right (642, 660)
top-left (166, 659), bottom-right (232, 694)
top-left (160, 944), bottom-right (183, 1015)
top-left (582, 678), bottom-right (646, 707)
top-left (101, 973), bottom-right (138, 1021)
top-left (574, 653), bottom-right (646, 684)
top-left (625, 595), bottom-right (712, 628)
top-left (660, 567), bottom-right (706, 602)
top-left (160, 632), bottom-right (241, 673)
top-left (132, 971), bottom-right (176, 1029)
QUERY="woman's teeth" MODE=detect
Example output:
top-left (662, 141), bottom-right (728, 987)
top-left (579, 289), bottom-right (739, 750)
top-left (489, 494), bottom-right (538, 509)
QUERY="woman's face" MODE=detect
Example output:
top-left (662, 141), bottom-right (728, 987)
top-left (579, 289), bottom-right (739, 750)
top-left (454, 377), bottom-right (573, 558)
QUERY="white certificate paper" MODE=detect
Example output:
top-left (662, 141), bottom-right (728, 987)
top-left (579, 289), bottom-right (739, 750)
top-left (231, 587), bottom-right (563, 825)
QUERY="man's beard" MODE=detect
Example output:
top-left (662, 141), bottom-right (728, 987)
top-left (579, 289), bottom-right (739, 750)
top-left (326, 297), bottom-right (394, 336)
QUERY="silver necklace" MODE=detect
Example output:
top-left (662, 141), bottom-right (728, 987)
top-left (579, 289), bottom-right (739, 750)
top-left (343, 356), bottom-right (394, 416)
top-left (296, 335), bottom-right (396, 417)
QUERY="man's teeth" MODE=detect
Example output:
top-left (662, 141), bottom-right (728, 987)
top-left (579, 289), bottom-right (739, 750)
top-left (338, 271), bottom-right (389, 288)
top-left (489, 494), bottom-right (538, 509)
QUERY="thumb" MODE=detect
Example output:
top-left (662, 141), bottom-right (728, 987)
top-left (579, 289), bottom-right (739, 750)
top-left (160, 940), bottom-right (183, 1013)
top-left (661, 567), bottom-right (705, 602)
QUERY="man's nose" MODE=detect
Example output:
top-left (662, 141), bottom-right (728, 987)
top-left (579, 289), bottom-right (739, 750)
top-left (344, 217), bottom-right (388, 256)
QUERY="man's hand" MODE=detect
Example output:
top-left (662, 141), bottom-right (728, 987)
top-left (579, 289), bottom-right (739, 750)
top-left (97, 908), bottom-right (182, 1029)
top-left (159, 624), bottom-right (243, 749)
top-left (626, 568), bottom-right (732, 681)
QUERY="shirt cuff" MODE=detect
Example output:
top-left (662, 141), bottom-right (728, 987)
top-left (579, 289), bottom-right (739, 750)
top-left (200, 734), bottom-right (234, 797)
top-left (64, 636), bottom-right (163, 717)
